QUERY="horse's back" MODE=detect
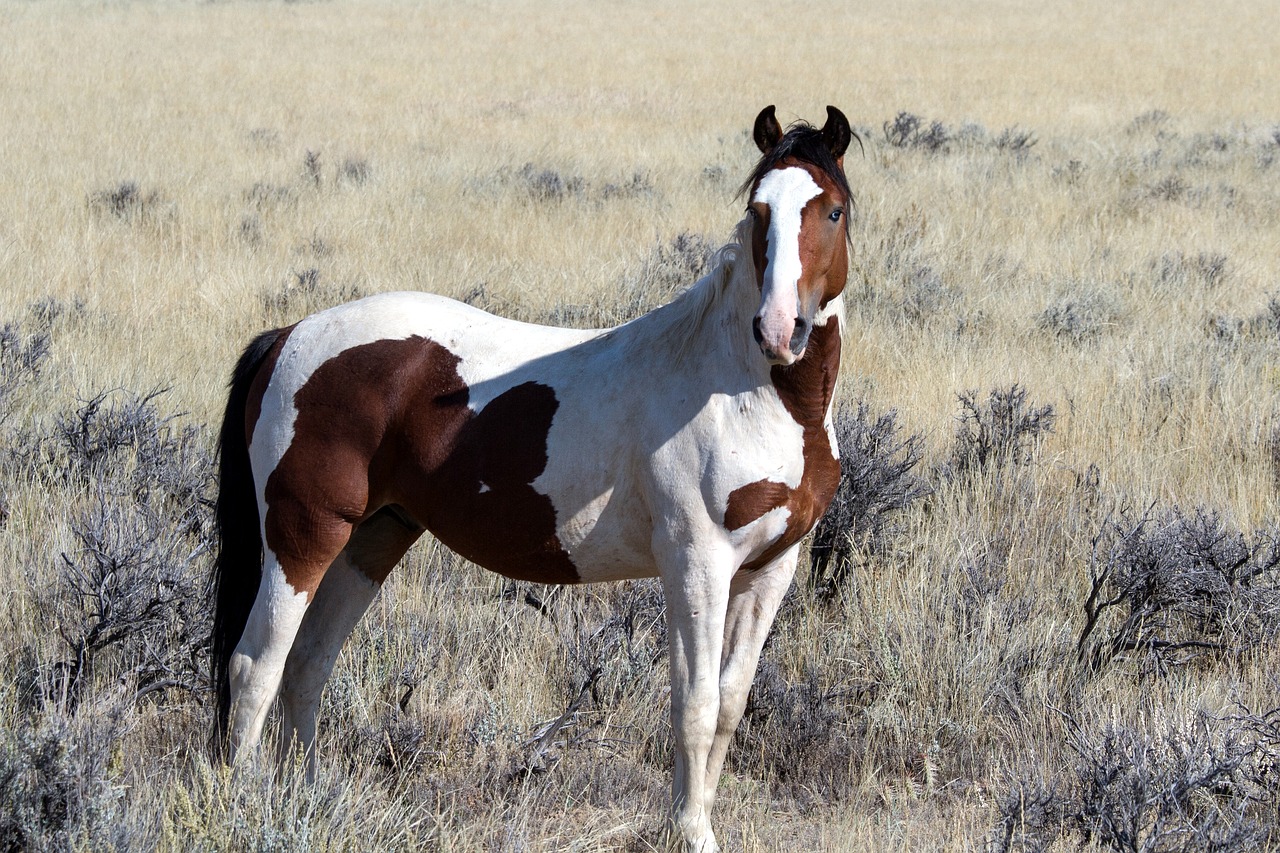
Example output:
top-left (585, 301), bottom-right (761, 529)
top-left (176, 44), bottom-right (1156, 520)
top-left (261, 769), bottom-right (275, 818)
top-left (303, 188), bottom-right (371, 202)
top-left (248, 291), bottom-right (653, 583)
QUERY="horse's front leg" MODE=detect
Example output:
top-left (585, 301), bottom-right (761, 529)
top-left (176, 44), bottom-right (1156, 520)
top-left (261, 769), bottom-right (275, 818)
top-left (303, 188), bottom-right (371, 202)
top-left (703, 543), bottom-right (799, 813)
top-left (656, 534), bottom-right (734, 853)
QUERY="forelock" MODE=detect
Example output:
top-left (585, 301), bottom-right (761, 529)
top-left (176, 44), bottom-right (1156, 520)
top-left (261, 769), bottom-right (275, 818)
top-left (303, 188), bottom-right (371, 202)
top-left (738, 122), bottom-right (854, 207)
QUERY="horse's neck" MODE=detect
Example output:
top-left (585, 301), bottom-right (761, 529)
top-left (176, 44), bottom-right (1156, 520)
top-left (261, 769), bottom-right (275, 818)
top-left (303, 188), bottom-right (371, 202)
top-left (610, 236), bottom-right (843, 422)
top-left (624, 243), bottom-right (766, 378)
top-left (766, 296), bottom-right (844, 433)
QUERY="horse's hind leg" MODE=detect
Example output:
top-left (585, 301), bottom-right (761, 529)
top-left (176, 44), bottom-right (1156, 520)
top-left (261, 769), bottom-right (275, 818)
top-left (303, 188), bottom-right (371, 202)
top-left (279, 508), bottom-right (423, 768)
top-left (227, 549), bottom-right (341, 759)
top-left (227, 505), bottom-right (356, 760)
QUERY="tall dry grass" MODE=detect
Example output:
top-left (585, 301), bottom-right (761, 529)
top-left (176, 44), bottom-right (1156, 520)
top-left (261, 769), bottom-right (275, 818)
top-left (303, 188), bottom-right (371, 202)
top-left (1, 0), bottom-right (1278, 850)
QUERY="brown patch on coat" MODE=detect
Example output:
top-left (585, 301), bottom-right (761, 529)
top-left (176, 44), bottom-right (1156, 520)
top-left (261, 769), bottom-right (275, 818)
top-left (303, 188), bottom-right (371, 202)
top-left (724, 314), bottom-right (842, 571)
top-left (261, 335), bottom-right (578, 593)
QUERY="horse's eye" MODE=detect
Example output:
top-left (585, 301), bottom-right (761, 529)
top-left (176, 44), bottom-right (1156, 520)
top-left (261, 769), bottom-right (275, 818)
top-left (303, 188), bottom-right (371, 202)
top-left (745, 207), bottom-right (758, 220)
top-left (829, 208), bottom-right (844, 223)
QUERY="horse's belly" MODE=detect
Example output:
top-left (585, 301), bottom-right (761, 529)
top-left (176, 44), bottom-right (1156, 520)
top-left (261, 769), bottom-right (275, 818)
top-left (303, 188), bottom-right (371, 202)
top-left (409, 479), bottom-right (654, 585)
top-left (550, 487), bottom-right (659, 582)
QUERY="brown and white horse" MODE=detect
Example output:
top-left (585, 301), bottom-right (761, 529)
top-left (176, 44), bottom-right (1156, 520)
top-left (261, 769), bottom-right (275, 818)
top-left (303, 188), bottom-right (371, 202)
top-left (212, 105), bottom-right (853, 852)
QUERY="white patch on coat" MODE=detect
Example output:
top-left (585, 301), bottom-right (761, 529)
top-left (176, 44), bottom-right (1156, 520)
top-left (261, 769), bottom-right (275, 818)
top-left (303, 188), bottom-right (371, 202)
top-left (228, 555), bottom-right (311, 749)
top-left (727, 505), bottom-right (792, 565)
top-left (815, 296), bottom-right (845, 459)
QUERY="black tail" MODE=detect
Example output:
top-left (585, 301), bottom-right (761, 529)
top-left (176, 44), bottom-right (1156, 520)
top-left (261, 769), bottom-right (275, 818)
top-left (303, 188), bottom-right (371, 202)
top-left (211, 327), bottom-right (288, 753)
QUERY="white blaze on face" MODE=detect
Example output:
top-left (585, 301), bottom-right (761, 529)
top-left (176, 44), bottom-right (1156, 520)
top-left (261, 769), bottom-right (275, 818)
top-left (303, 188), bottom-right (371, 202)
top-left (752, 166), bottom-right (823, 362)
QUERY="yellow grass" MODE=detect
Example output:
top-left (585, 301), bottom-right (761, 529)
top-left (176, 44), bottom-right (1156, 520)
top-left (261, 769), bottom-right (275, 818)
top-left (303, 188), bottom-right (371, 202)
top-left (0, 0), bottom-right (1277, 849)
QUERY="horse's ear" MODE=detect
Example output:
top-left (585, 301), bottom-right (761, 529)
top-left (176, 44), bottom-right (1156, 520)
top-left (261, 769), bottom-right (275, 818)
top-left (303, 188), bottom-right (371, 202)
top-left (753, 105), bottom-right (783, 154)
top-left (821, 106), bottom-right (852, 159)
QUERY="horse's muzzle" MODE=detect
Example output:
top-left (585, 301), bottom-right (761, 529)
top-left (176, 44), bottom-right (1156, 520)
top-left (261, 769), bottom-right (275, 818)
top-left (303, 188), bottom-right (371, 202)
top-left (753, 315), bottom-right (808, 365)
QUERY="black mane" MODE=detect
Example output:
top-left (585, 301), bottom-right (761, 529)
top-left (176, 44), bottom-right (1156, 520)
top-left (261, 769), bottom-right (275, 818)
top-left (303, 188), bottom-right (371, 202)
top-left (738, 121), bottom-right (856, 209)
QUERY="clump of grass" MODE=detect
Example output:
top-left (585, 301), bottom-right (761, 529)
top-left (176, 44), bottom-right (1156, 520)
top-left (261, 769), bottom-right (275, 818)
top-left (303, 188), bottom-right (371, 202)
top-left (338, 156), bottom-right (372, 186)
top-left (600, 171), bottom-right (654, 200)
top-left (1147, 174), bottom-right (1189, 202)
top-left (1127, 109), bottom-right (1174, 137)
top-left (1037, 285), bottom-right (1124, 343)
top-left (555, 581), bottom-right (666, 709)
top-left (41, 389), bottom-right (212, 521)
top-left (1208, 292), bottom-right (1280, 345)
top-left (238, 214), bottom-right (263, 247)
top-left (899, 264), bottom-right (961, 324)
top-left (244, 181), bottom-right (296, 211)
top-left (50, 389), bottom-right (174, 476)
top-left (262, 267), bottom-right (365, 317)
top-left (1076, 506), bottom-right (1280, 677)
top-left (1267, 424), bottom-right (1280, 496)
top-left (993, 126), bottom-right (1038, 153)
top-left (0, 302), bottom-right (75, 532)
top-left (0, 319), bottom-right (51, 430)
top-left (302, 149), bottom-right (323, 188)
top-left (884, 112), bottom-right (951, 153)
top-left (992, 708), bottom-right (1280, 852)
top-left (883, 112), bottom-right (1037, 155)
top-left (1152, 251), bottom-right (1229, 290)
top-left (732, 661), bottom-right (857, 803)
top-left (948, 385), bottom-right (1057, 477)
top-left (255, 150), bottom-right (372, 196)
top-left (809, 401), bottom-right (929, 598)
top-left (0, 696), bottom-right (143, 852)
top-left (245, 127), bottom-right (280, 149)
top-left (359, 709), bottom-right (435, 777)
top-left (88, 181), bottom-right (167, 223)
top-left (1052, 158), bottom-right (1087, 184)
top-left (482, 163), bottom-right (656, 207)
top-left (166, 758), bottom-right (427, 850)
top-left (20, 389), bottom-right (213, 712)
top-left (507, 665), bottom-right (604, 782)
top-left (494, 580), bottom-right (666, 781)
top-left (700, 164), bottom-right (728, 186)
top-left (1250, 294), bottom-right (1280, 338)
top-left (33, 483), bottom-right (212, 713)
top-left (0, 381), bottom-right (215, 849)
top-left (514, 163), bottom-right (586, 202)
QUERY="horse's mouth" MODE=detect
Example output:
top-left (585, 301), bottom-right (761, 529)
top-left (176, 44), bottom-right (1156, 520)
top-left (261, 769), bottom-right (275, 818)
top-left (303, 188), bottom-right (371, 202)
top-left (761, 345), bottom-right (803, 366)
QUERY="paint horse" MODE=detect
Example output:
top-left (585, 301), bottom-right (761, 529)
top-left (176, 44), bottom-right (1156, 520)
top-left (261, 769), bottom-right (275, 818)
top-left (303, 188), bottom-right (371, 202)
top-left (212, 105), bottom-right (854, 852)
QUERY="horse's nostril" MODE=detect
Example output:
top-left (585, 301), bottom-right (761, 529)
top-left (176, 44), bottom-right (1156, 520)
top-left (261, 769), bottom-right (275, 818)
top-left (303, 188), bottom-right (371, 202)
top-left (752, 316), bottom-right (764, 345)
top-left (790, 317), bottom-right (812, 355)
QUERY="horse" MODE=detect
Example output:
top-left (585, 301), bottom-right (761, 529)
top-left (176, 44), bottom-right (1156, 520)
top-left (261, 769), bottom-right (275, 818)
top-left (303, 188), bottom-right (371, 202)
top-left (211, 105), bottom-right (854, 852)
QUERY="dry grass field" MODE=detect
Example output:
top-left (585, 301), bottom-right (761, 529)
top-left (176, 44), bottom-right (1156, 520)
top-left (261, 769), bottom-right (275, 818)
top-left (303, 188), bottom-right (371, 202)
top-left (1, 0), bottom-right (1279, 850)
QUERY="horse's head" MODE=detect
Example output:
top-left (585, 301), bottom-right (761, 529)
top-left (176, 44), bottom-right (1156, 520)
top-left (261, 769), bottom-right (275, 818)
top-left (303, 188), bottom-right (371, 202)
top-left (743, 105), bottom-right (853, 365)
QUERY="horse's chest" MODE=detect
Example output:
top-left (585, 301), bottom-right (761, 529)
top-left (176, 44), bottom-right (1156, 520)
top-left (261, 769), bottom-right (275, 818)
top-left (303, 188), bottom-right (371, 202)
top-left (722, 433), bottom-right (839, 571)
top-left (720, 327), bottom-right (842, 570)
